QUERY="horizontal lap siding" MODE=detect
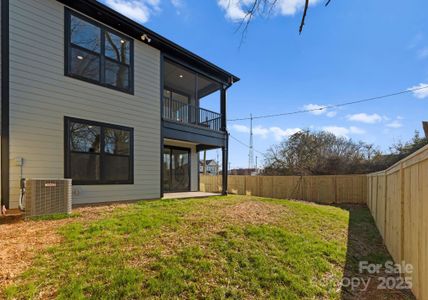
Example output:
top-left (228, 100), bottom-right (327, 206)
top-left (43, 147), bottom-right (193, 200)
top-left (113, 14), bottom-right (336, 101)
top-left (0, 0), bottom-right (2, 202)
top-left (9, 0), bottom-right (161, 207)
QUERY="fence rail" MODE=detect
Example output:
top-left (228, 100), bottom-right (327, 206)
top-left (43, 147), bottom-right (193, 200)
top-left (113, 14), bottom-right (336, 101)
top-left (367, 145), bottom-right (428, 299)
top-left (200, 175), bottom-right (367, 204)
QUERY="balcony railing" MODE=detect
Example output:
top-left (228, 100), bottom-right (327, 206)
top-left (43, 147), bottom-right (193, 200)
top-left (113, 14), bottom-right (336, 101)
top-left (163, 98), bottom-right (222, 131)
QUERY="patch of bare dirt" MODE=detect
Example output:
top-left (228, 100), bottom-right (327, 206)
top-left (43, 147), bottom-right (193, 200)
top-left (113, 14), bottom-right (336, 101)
top-left (0, 203), bottom-right (130, 287)
top-left (220, 200), bottom-right (288, 225)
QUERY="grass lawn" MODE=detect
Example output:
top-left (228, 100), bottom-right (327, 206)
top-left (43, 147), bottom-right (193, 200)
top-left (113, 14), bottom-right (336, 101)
top-left (2, 195), bottom-right (408, 299)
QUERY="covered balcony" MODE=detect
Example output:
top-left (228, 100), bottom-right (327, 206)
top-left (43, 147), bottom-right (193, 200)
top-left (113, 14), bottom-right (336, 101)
top-left (162, 59), bottom-right (227, 146)
top-left (161, 57), bottom-right (236, 197)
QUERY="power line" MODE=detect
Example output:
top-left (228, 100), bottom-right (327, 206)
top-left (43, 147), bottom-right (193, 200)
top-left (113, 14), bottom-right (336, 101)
top-left (230, 134), bottom-right (265, 156)
top-left (248, 114), bottom-right (254, 169)
top-left (228, 85), bottom-right (428, 122)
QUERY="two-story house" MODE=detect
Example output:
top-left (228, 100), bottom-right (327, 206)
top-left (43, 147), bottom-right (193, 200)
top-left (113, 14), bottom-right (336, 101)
top-left (199, 160), bottom-right (219, 175)
top-left (0, 0), bottom-right (239, 210)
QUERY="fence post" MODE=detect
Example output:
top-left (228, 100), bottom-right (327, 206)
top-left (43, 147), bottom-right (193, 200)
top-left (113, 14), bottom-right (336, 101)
top-left (383, 171), bottom-right (388, 240)
top-left (334, 176), bottom-right (338, 204)
top-left (400, 162), bottom-right (405, 262)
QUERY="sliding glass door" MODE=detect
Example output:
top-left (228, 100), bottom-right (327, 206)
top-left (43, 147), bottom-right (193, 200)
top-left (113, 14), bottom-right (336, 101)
top-left (163, 146), bottom-right (190, 192)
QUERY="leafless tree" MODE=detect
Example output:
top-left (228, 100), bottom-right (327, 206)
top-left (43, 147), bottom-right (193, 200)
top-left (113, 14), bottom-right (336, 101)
top-left (234, 0), bottom-right (333, 37)
top-left (262, 130), bottom-right (428, 176)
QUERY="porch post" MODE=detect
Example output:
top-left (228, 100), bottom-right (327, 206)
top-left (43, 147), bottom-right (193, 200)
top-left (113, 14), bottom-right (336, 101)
top-left (222, 137), bottom-right (228, 195)
top-left (221, 87), bottom-right (228, 195)
top-left (220, 88), bottom-right (227, 132)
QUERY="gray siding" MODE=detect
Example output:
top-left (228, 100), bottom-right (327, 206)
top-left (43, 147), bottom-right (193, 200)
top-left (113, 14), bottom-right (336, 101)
top-left (0, 1), bottom-right (2, 202)
top-left (8, 0), bottom-right (161, 208)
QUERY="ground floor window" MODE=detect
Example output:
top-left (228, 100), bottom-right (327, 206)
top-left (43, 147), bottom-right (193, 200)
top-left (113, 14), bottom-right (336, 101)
top-left (64, 117), bottom-right (134, 185)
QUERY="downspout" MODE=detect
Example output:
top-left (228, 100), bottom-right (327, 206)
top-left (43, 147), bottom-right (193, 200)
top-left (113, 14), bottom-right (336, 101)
top-left (160, 53), bottom-right (165, 198)
top-left (221, 78), bottom-right (233, 195)
top-left (1, 0), bottom-right (10, 214)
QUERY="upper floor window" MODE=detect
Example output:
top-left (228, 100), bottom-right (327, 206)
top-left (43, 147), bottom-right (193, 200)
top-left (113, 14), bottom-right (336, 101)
top-left (65, 9), bottom-right (134, 94)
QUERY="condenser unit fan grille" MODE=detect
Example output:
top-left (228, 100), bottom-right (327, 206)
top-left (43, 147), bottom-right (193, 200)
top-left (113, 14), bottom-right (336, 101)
top-left (25, 179), bottom-right (72, 217)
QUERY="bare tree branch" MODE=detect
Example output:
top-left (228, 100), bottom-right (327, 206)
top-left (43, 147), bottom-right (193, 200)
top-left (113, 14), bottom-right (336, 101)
top-left (232, 0), bottom-right (333, 41)
top-left (299, 0), bottom-right (310, 34)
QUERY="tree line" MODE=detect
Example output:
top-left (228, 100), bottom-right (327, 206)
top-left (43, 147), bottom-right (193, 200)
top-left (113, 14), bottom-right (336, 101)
top-left (262, 130), bottom-right (428, 176)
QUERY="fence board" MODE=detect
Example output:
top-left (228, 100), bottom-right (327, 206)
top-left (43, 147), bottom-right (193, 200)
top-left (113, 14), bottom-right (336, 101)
top-left (385, 171), bottom-right (401, 263)
top-left (228, 176), bottom-right (245, 195)
top-left (201, 175), bottom-right (367, 204)
top-left (368, 144), bottom-right (428, 299)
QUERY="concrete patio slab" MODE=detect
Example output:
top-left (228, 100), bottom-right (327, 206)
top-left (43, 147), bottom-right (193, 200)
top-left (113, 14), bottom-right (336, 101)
top-left (163, 192), bottom-right (221, 199)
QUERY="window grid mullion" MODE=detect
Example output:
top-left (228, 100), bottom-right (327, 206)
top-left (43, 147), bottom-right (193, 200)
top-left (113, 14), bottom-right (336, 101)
top-left (100, 126), bottom-right (106, 183)
top-left (65, 9), bottom-right (133, 94)
top-left (100, 28), bottom-right (106, 85)
top-left (69, 43), bottom-right (101, 57)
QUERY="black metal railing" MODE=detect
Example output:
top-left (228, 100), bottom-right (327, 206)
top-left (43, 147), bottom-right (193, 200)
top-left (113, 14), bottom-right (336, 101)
top-left (163, 98), bottom-right (222, 131)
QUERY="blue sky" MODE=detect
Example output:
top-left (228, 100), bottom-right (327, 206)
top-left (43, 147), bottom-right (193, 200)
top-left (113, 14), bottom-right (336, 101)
top-left (99, 0), bottom-right (428, 169)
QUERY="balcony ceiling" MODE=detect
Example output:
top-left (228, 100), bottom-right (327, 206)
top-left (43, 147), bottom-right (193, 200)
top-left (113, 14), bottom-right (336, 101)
top-left (164, 60), bottom-right (221, 99)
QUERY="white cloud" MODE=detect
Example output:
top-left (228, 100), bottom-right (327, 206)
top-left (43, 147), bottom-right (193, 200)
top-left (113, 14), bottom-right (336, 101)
top-left (253, 126), bottom-right (270, 138)
top-left (170, 0), bottom-right (182, 8)
top-left (232, 124), bottom-right (250, 133)
top-left (102, 0), bottom-right (161, 23)
top-left (170, 0), bottom-right (185, 14)
top-left (386, 120), bottom-right (403, 129)
top-left (270, 127), bottom-right (302, 141)
top-left (303, 104), bottom-right (337, 117)
top-left (347, 113), bottom-right (383, 124)
top-left (326, 111), bottom-right (337, 117)
top-left (232, 124), bottom-right (301, 141)
top-left (277, 0), bottom-right (321, 15)
top-left (408, 83), bottom-right (428, 99)
top-left (323, 126), bottom-right (365, 138)
top-left (304, 104), bottom-right (327, 115)
top-left (217, 0), bottom-right (249, 21)
top-left (217, 0), bottom-right (321, 22)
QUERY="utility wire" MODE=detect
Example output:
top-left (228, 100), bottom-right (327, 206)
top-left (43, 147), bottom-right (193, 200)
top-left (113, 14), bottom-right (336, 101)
top-left (229, 134), bottom-right (265, 155)
top-left (228, 85), bottom-right (428, 122)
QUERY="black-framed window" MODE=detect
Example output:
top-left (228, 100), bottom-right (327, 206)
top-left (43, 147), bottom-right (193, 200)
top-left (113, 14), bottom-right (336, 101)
top-left (64, 117), bottom-right (134, 185)
top-left (65, 9), bottom-right (134, 94)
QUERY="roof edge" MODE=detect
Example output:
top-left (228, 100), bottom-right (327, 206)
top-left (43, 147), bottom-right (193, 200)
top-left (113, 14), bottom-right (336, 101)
top-left (57, 0), bottom-right (240, 85)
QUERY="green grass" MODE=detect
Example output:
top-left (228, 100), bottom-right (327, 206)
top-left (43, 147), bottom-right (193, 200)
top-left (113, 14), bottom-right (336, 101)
top-left (3, 195), bottom-right (388, 299)
top-left (28, 212), bottom-right (81, 221)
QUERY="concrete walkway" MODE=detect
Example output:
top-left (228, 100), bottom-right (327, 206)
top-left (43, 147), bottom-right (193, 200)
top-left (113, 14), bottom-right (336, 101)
top-left (163, 192), bottom-right (221, 199)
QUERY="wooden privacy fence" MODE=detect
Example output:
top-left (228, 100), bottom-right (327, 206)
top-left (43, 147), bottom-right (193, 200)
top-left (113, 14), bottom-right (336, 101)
top-left (367, 145), bottom-right (428, 299)
top-left (200, 175), bottom-right (367, 204)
